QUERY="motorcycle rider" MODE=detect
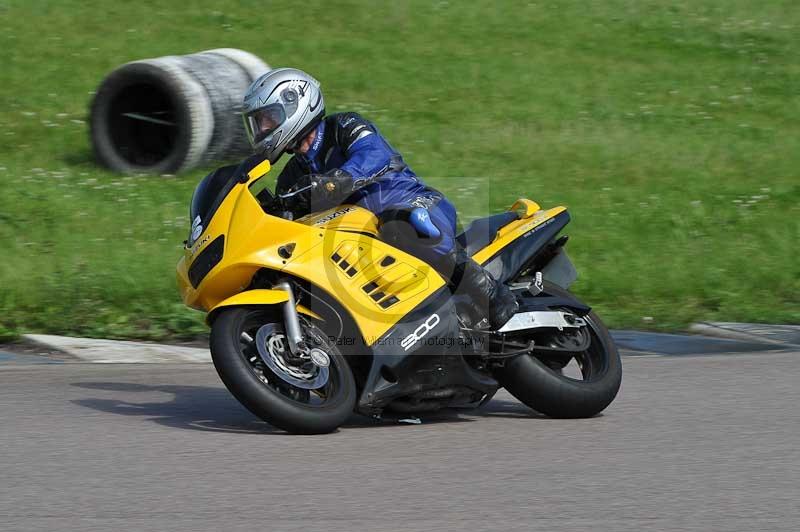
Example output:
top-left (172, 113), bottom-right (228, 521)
top-left (241, 68), bottom-right (518, 329)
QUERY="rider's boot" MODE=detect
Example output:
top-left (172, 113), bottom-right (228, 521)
top-left (437, 247), bottom-right (519, 330)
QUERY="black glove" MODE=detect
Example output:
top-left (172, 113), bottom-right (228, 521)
top-left (295, 168), bottom-right (355, 208)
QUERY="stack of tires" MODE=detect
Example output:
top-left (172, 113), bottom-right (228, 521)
top-left (90, 49), bottom-right (270, 175)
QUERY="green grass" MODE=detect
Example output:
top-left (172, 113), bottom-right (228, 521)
top-left (1, 0), bottom-right (798, 341)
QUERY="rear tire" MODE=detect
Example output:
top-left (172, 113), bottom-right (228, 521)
top-left (210, 307), bottom-right (356, 434)
top-left (494, 284), bottom-right (622, 418)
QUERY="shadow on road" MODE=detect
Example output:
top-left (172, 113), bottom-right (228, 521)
top-left (71, 381), bottom-right (286, 434)
top-left (71, 381), bottom-right (547, 435)
top-left (479, 399), bottom-right (549, 419)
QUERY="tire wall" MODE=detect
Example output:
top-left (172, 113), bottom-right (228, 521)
top-left (90, 49), bottom-right (270, 174)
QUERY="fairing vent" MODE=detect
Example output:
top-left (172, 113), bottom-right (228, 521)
top-left (188, 235), bottom-right (224, 288)
top-left (330, 241), bottom-right (427, 310)
top-left (330, 241), bottom-right (384, 278)
top-left (361, 263), bottom-right (427, 310)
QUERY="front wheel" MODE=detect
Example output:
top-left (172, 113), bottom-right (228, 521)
top-left (210, 307), bottom-right (356, 434)
top-left (494, 284), bottom-right (622, 418)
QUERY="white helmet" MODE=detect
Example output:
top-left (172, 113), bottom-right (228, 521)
top-left (241, 68), bottom-right (325, 163)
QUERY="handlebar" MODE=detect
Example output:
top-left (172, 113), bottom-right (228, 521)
top-left (277, 183), bottom-right (314, 200)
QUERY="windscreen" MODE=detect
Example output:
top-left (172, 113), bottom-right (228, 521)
top-left (188, 165), bottom-right (238, 245)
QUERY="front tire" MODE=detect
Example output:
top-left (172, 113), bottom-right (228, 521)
top-left (494, 284), bottom-right (622, 418)
top-left (210, 307), bottom-right (356, 434)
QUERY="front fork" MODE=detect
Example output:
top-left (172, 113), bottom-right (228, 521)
top-left (274, 281), bottom-right (305, 354)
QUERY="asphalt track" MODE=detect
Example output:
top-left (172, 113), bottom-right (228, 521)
top-left (1, 350), bottom-right (798, 532)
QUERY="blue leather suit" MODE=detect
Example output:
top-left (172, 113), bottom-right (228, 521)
top-left (276, 113), bottom-right (457, 266)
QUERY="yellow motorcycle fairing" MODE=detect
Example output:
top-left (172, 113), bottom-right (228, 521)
top-left (176, 161), bottom-right (447, 344)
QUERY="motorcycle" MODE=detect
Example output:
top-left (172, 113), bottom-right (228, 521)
top-left (176, 157), bottom-right (622, 434)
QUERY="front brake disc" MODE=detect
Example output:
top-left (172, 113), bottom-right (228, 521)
top-left (255, 323), bottom-right (329, 389)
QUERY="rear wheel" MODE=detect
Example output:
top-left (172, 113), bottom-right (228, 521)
top-left (494, 283), bottom-right (622, 418)
top-left (210, 307), bottom-right (356, 434)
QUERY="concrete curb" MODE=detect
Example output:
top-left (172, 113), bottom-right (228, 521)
top-left (23, 334), bottom-right (210, 363)
top-left (610, 329), bottom-right (787, 357)
top-left (689, 322), bottom-right (800, 347)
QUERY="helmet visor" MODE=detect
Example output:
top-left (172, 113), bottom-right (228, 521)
top-left (244, 104), bottom-right (286, 146)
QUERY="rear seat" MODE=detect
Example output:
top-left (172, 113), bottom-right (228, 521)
top-left (455, 211), bottom-right (519, 256)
